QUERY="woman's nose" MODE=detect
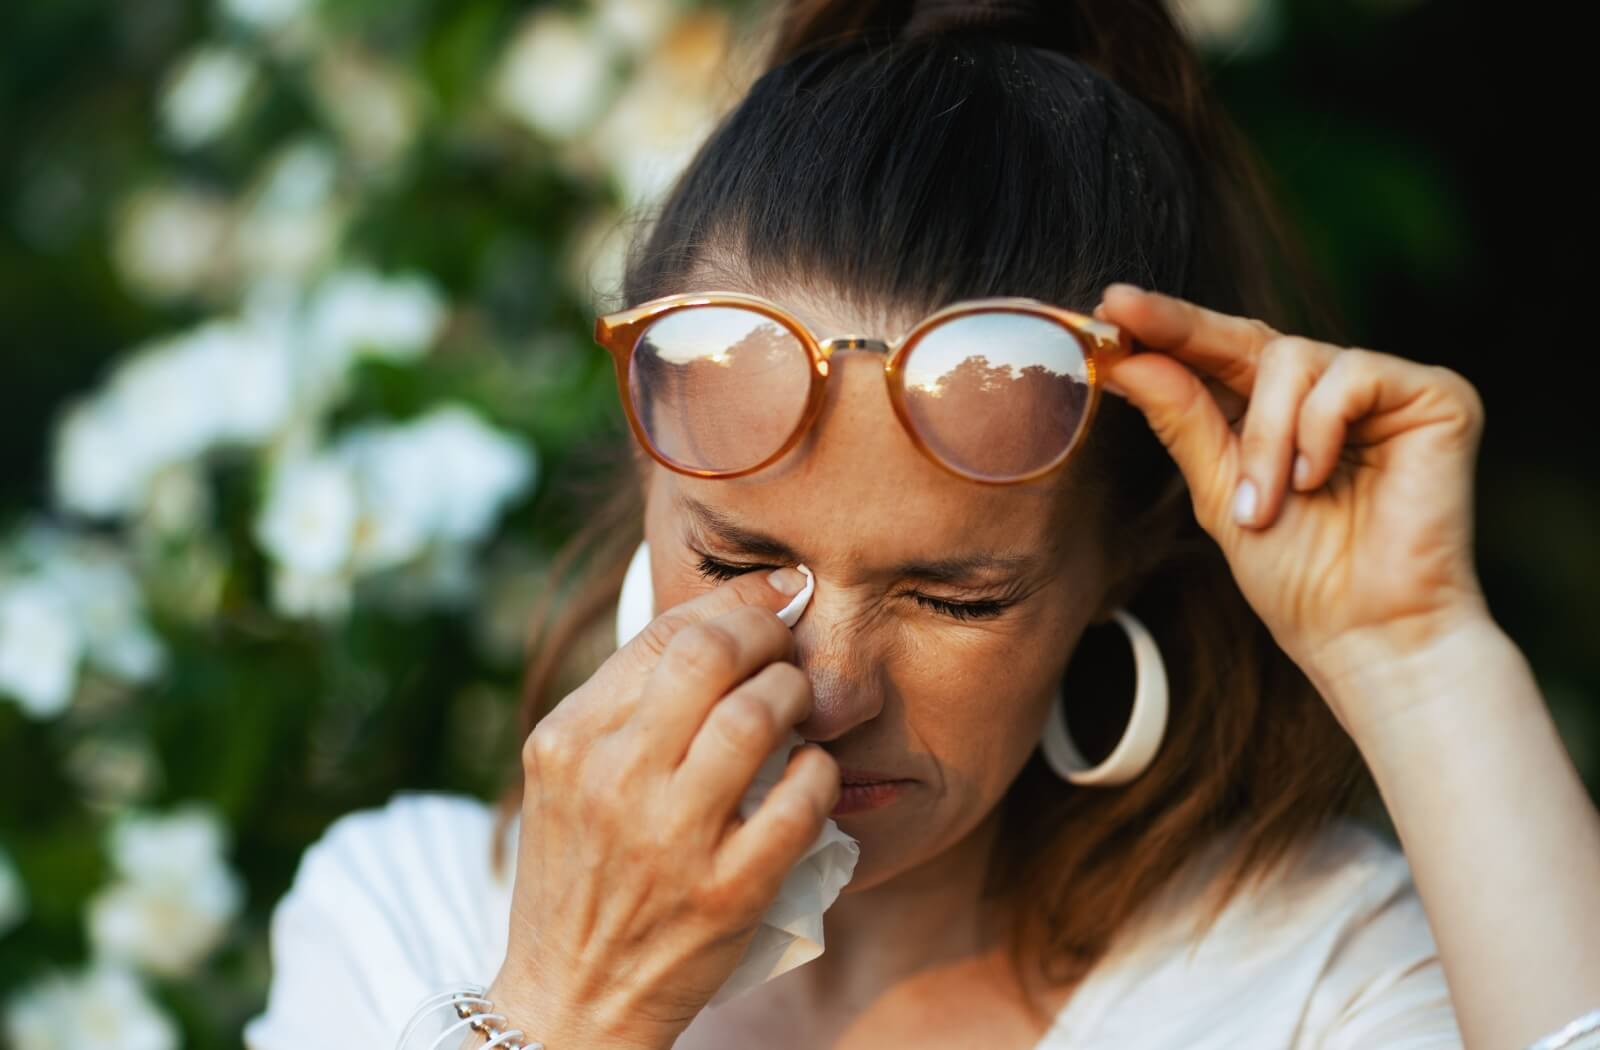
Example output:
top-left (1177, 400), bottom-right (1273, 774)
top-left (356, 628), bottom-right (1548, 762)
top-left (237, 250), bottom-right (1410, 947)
top-left (781, 570), bottom-right (887, 741)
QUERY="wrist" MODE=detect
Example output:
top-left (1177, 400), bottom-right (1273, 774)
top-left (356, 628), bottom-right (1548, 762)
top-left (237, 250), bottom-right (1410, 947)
top-left (485, 968), bottom-right (672, 1050)
top-left (1307, 613), bottom-right (1530, 762)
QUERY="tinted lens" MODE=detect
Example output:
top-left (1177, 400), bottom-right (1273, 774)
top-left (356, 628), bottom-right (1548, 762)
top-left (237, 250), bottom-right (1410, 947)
top-left (629, 306), bottom-right (813, 474)
top-left (899, 311), bottom-right (1091, 481)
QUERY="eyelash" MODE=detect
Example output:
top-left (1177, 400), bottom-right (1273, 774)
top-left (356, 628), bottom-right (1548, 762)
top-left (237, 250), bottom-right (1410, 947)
top-left (691, 554), bottom-right (1013, 622)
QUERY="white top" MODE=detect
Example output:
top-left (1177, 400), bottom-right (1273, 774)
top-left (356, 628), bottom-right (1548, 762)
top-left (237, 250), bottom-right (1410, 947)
top-left (242, 790), bottom-right (1463, 1049)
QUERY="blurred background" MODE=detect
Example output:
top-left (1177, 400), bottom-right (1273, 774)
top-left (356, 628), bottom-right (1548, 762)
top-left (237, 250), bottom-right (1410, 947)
top-left (0, 0), bottom-right (1590, 1045)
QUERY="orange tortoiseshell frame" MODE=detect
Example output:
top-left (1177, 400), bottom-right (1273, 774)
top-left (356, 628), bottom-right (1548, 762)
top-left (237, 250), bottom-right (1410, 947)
top-left (594, 289), bottom-right (1135, 486)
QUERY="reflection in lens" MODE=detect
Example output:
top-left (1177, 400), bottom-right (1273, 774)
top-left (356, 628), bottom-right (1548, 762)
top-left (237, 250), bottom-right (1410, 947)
top-left (900, 311), bottom-right (1090, 480)
top-left (630, 306), bottom-right (812, 473)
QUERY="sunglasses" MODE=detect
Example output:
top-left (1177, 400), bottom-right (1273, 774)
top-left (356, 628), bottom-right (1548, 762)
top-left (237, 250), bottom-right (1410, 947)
top-left (594, 289), bottom-right (1134, 485)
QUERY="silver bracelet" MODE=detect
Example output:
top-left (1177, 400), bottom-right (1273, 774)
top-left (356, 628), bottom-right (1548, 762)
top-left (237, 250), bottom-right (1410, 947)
top-left (1525, 1007), bottom-right (1600, 1050)
top-left (395, 983), bottom-right (545, 1050)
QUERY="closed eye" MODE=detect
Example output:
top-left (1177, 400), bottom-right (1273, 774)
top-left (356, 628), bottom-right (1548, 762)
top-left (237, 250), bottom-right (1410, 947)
top-left (691, 554), bottom-right (1013, 622)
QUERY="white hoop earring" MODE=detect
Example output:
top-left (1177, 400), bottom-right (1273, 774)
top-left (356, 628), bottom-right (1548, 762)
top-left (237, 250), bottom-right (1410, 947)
top-left (1039, 607), bottom-right (1169, 786)
top-left (616, 538), bottom-right (656, 649)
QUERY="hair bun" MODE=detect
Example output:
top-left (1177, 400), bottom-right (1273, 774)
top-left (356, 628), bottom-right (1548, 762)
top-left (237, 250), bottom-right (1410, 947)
top-left (902, 0), bottom-right (1044, 40)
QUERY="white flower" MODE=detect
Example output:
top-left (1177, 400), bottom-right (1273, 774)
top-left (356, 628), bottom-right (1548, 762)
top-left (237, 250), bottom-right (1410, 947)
top-left (256, 455), bottom-right (360, 576)
top-left (234, 140), bottom-right (344, 281)
top-left (585, 11), bottom-right (733, 207)
top-left (4, 965), bottom-right (177, 1050)
top-left (304, 267), bottom-right (447, 369)
top-left (160, 46), bottom-right (257, 149)
top-left (52, 318), bottom-right (293, 518)
top-left (256, 408), bottom-right (532, 618)
top-left (594, 0), bottom-right (681, 56)
top-left (52, 400), bottom-right (143, 518)
top-left (269, 564), bottom-right (352, 619)
top-left (108, 805), bottom-right (231, 884)
top-left (29, 538), bottom-right (164, 686)
top-left (220, 0), bottom-right (310, 32)
top-left (0, 529), bottom-right (166, 714)
top-left (332, 425), bottom-right (437, 572)
top-left (0, 843), bottom-right (28, 937)
top-left (187, 319), bottom-right (297, 444)
top-left (0, 580), bottom-right (83, 718)
top-left (311, 47), bottom-right (422, 170)
top-left (493, 8), bottom-right (620, 141)
top-left (405, 407), bottom-right (536, 544)
top-left (111, 186), bottom-right (231, 302)
top-left (328, 407), bottom-right (534, 569)
top-left (87, 869), bottom-right (243, 978)
top-left (85, 806), bottom-right (244, 978)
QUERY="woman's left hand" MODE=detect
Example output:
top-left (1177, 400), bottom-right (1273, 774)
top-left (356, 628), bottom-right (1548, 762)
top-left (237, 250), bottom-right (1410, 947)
top-left (1093, 283), bottom-right (1491, 737)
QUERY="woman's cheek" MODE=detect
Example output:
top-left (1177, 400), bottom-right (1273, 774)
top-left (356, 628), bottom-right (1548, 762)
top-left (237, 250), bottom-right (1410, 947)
top-left (900, 648), bottom-right (1040, 781)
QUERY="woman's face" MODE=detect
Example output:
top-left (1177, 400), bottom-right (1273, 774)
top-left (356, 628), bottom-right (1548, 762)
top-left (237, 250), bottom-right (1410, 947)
top-left (641, 290), bottom-right (1114, 891)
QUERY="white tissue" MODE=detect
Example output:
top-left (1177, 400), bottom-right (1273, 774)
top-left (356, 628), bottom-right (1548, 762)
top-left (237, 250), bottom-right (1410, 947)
top-left (615, 540), bottom-right (859, 1005)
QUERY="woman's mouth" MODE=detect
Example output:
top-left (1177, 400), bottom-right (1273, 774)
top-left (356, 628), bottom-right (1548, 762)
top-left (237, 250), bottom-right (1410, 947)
top-left (832, 770), bottom-right (912, 815)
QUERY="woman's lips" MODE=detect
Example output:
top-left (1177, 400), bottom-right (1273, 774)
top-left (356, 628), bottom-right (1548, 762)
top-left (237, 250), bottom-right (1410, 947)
top-left (831, 775), bottom-right (911, 816)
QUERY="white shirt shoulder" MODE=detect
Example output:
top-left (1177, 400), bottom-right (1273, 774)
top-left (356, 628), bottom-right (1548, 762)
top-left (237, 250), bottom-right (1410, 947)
top-left (242, 791), bottom-right (512, 1050)
top-left (1040, 818), bottom-right (1462, 1049)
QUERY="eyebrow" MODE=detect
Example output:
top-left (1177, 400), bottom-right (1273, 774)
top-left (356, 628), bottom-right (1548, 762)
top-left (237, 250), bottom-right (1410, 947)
top-left (677, 492), bottom-right (1037, 585)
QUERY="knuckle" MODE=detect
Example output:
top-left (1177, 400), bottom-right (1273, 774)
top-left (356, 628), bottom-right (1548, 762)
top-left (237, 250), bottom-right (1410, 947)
top-left (766, 660), bottom-right (811, 700)
top-left (718, 605), bottom-right (787, 649)
top-left (634, 610), bottom-right (689, 659)
top-left (1430, 365), bottom-right (1486, 424)
top-left (1245, 317), bottom-right (1280, 343)
top-left (1259, 334), bottom-right (1297, 361)
top-left (525, 723), bottom-right (578, 776)
top-left (710, 691), bottom-right (776, 752)
top-left (768, 789), bottom-right (823, 843)
top-left (663, 623), bottom-right (741, 683)
top-left (694, 872), bottom-right (758, 919)
top-left (1262, 335), bottom-right (1324, 373)
top-left (1332, 346), bottom-right (1383, 380)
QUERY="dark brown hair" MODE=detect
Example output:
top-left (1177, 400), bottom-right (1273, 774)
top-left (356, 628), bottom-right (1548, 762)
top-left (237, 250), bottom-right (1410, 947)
top-left (492, 0), bottom-right (1372, 1023)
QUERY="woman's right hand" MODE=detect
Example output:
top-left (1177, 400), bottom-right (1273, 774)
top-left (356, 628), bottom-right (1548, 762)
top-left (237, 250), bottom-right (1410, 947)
top-left (484, 565), bottom-right (839, 1050)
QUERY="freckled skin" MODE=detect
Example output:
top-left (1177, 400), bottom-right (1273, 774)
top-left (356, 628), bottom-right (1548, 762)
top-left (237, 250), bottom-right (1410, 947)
top-left (638, 291), bottom-right (1116, 895)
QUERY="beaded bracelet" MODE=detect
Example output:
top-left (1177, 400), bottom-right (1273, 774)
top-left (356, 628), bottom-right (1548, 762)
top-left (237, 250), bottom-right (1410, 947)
top-left (1525, 1007), bottom-right (1600, 1050)
top-left (395, 983), bottom-right (544, 1050)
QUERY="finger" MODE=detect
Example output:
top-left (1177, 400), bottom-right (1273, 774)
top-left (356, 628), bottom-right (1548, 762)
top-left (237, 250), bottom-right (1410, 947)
top-left (627, 565), bottom-right (808, 665)
top-left (670, 660), bottom-right (814, 835)
top-left (1294, 350), bottom-right (1483, 489)
top-left (1094, 299), bottom-right (1252, 422)
top-left (717, 743), bottom-right (839, 902)
top-left (1097, 284), bottom-right (1281, 398)
top-left (583, 564), bottom-right (807, 729)
top-left (1233, 337), bottom-right (1337, 528)
top-left (1100, 348), bottom-right (1238, 534)
top-left (631, 604), bottom-right (801, 772)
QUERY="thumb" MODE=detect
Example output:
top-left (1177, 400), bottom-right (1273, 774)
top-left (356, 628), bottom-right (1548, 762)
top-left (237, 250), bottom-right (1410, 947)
top-left (1102, 351), bottom-right (1237, 532)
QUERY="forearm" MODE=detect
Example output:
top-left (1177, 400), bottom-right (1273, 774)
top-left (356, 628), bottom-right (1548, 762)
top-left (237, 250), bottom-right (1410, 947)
top-left (1313, 617), bottom-right (1600, 1050)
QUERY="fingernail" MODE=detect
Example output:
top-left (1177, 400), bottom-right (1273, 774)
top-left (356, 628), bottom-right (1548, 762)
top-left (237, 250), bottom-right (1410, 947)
top-left (768, 567), bottom-right (806, 595)
top-left (1292, 454), bottom-right (1311, 490)
top-left (1106, 282), bottom-right (1146, 296)
top-left (1232, 477), bottom-right (1258, 526)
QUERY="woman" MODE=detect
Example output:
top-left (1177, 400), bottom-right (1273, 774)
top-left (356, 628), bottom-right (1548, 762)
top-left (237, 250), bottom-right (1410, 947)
top-left (243, 1), bottom-right (1600, 1048)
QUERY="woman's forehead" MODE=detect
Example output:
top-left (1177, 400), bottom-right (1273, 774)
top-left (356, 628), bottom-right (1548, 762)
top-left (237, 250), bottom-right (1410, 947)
top-left (681, 273), bottom-right (928, 344)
